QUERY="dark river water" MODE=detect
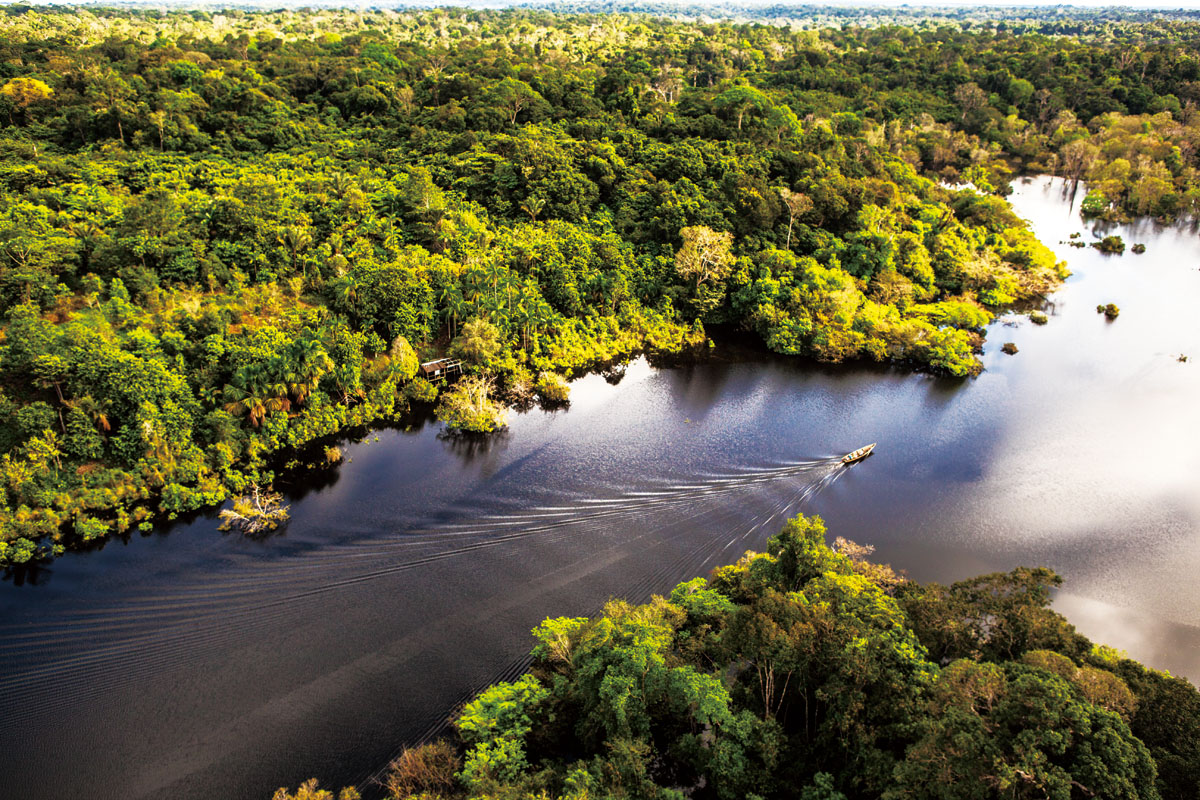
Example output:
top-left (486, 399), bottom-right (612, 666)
top-left (2, 176), bottom-right (1199, 800)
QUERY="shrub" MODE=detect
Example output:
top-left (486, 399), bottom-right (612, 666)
top-left (1001, 342), bottom-right (1019, 354)
top-left (534, 371), bottom-right (570, 404)
top-left (437, 375), bottom-right (507, 433)
top-left (74, 515), bottom-right (110, 542)
top-left (383, 741), bottom-right (461, 799)
top-left (1029, 311), bottom-right (1049, 325)
top-left (403, 377), bottom-right (438, 404)
top-left (1081, 191), bottom-right (1109, 216)
top-left (1098, 303), bottom-right (1120, 318)
top-left (451, 318), bottom-right (502, 369)
top-left (1132, 243), bottom-right (1146, 254)
top-left (272, 780), bottom-right (359, 800)
top-left (1092, 235), bottom-right (1125, 254)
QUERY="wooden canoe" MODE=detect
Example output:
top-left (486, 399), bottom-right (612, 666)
top-left (841, 443), bottom-right (877, 464)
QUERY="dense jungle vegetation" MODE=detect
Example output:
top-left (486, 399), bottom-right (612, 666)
top-left (279, 513), bottom-right (1200, 800)
top-left (2, 5), bottom-right (1199, 563)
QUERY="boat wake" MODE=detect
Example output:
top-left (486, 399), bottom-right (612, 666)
top-left (0, 455), bottom-right (852, 773)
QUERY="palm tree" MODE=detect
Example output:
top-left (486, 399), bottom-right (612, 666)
top-left (328, 172), bottom-right (355, 199)
top-left (515, 298), bottom-right (532, 350)
top-left (222, 381), bottom-right (269, 427)
top-left (536, 298), bottom-right (555, 335)
top-left (485, 260), bottom-right (505, 304)
top-left (224, 364), bottom-right (288, 426)
top-left (450, 292), bottom-right (470, 340)
top-left (502, 272), bottom-right (521, 317)
top-left (64, 218), bottom-right (103, 275)
top-left (438, 282), bottom-right (463, 338)
top-left (69, 395), bottom-right (112, 433)
top-left (331, 274), bottom-right (360, 309)
top-left (277, 225), bottom-right (313, 279)
top-left (469, 228), bottom-right (495, 265)
top-left (520, 195), bottom-right (545, 222)
top-left (288, 338), bottom-right (333, 405)
top-left (462, 264), bottom-right (487, 302)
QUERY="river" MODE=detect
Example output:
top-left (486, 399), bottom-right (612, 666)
top-left (1, 176), bottom-right (1198, 799)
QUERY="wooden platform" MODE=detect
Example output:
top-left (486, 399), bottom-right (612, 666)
top-left (419, 358), bottom-right (463, 381)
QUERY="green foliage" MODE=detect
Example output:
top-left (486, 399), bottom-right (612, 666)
top-left (451, 318), bottom-right (503, 372)
top-left (0, 4), bottom-right (1185, 561)
top-left (436, 375), bottom-right (506, 434)
top-left (1108, 657), bottom-right (1200, 799)
top-left (403, 377), bottom-right (438, 405)
top-left (456, 674), bottom-right (549, 790)
top-left (894, 659), bottom-right (1159, 800)
top-left (896, 567), bottom-right (1092, 664)
top-left (533, 371), bottom-right (570, 404)
top-left (1082, 191), bottom-right (1111, 217)
top-left (432, 513), bottom-right (1185, 800)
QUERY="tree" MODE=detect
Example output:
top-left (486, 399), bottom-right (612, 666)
top-left (1060, 139), bottom-right (1100, 184)
top-left (0, 77), bottom-right (53, 124)
top-left (436, 375), bottom-right (506, 433)
top-left (896, 568), bottom-right (1091, 664)
top-left (895, 660), bottom-right (1160, 800)
top-left (715, 85), bottom-right (772, 133)
top-left (779, 188), bottom-right (813, 249)
top-left (277, 225), bottom-right (313, 278)
top-left (452, 317), bottom-right (502, 369)
top-left (483, 77), bottom-right (546, 127)
top-left (674, 225), bottom-right (734, 289)
top-left (954, 82), bottom-right (989, 123)
top-left (271, 779), bottom-right (359, 800)
top-left (218, 485), bottom-right (290, 535)
top-left (383, 741), bottom-right (460, 799)
top-left (86, 68), bottom-right (136, 145)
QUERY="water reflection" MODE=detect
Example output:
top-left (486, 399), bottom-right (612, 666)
top-left (438, 428), bottom-right (513, 464)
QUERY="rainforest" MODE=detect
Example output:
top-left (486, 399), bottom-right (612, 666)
top-left (1, 5), bottom-right (1199, 800)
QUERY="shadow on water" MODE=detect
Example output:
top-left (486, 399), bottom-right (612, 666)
top-left (2, 559), bottom-right (54, 588)
top-left (438, 428), bottom-right (513, 465)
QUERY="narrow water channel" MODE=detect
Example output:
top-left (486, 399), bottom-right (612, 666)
top-left (1, 176), bottom-right (1197, 800)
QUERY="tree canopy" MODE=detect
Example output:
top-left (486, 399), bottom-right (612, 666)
top-left (6, 5), bottom-right (1198, 563)
top-left (354, 513), bottom-right (1199, 800)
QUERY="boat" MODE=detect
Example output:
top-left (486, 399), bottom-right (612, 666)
top-left (841, 443), bottom-right (876, 464)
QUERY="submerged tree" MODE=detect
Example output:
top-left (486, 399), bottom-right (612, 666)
top-left (218, 485), bottom-right (290, 535)
top-left (437, 375), bottom-right (507, 434)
